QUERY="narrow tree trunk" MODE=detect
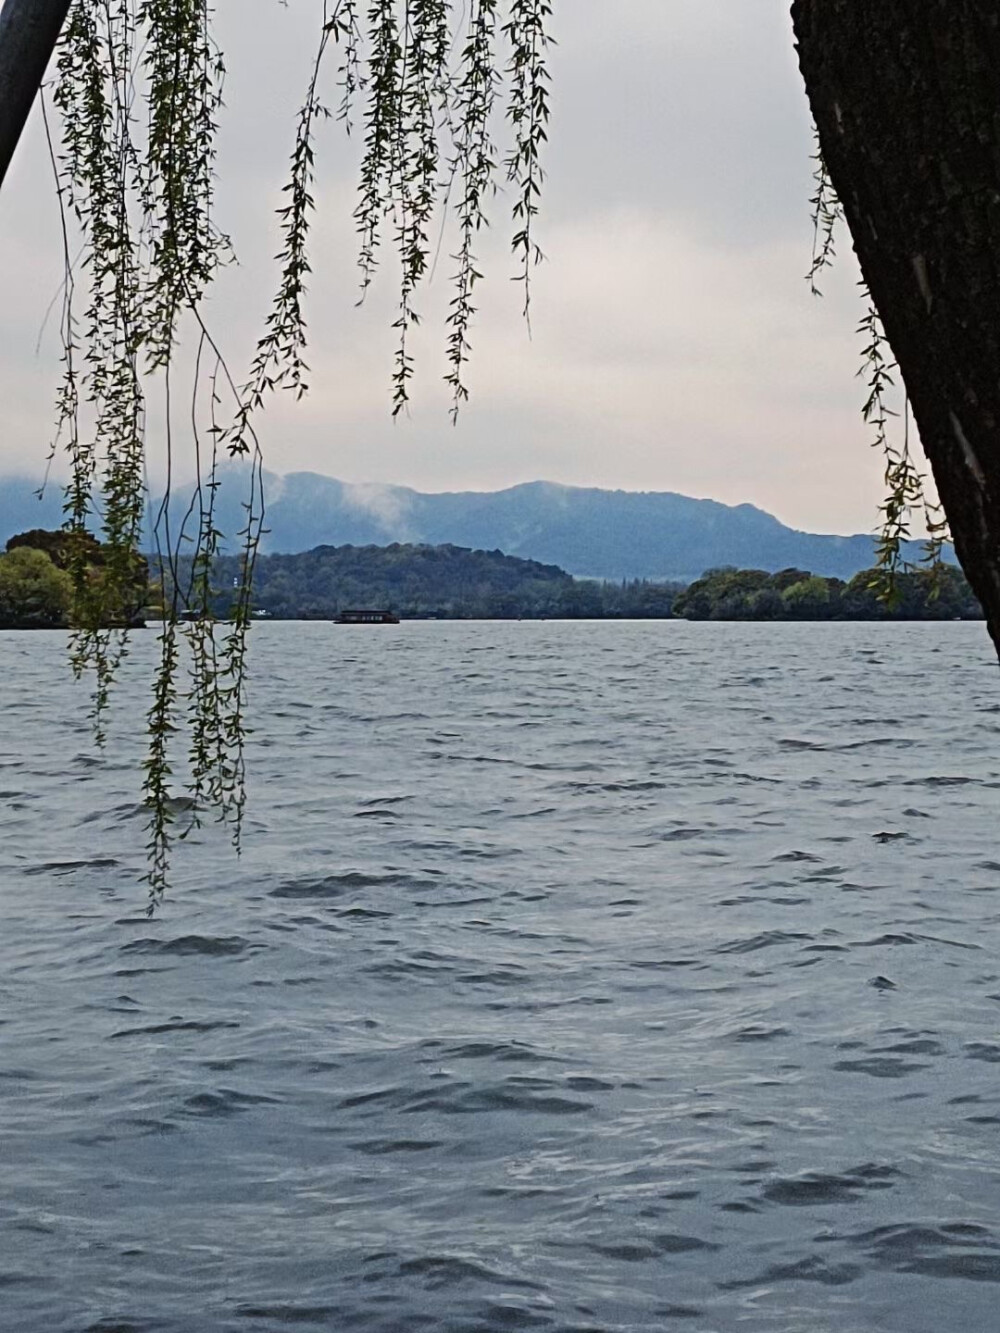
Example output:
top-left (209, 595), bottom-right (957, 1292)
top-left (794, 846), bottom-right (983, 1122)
top-left (0, 0), bottom-right (72, 188)
top-left (792, 0), bottom-right (1000, 658)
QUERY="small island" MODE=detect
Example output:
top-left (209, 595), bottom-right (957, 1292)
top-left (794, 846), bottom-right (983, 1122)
top-left (672, 564), bottom-right (980, 621)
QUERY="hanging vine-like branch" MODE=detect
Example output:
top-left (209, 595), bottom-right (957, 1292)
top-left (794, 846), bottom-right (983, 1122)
top-left (807, 145), bottom-right (949, 597)
top-left (47, 0), bottom-right (554, 907)
top-left (805, 131), bottom-right (843, 298)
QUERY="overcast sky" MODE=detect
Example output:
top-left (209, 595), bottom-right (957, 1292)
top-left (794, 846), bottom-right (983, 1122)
top-left (0, 0), bottom-right (898, 535)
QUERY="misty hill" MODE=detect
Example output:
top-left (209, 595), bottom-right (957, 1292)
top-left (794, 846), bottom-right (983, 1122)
top-left (1, 468), bottom-right (953, 581)
top-left (158, 468), bottom-right (950, 581)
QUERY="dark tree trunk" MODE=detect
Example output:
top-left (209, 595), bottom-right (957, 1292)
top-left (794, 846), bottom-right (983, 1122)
top-left (0, 0), bottom-right (72, 188)
top-left (792, 0), bottom-right (1000, 658)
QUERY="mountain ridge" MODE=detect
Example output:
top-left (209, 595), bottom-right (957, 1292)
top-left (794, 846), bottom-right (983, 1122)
top-left (0, 468), bottom-right (952, 582)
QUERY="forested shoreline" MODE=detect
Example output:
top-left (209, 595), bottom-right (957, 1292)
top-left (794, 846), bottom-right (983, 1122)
top-left (164, 544), bottom-right (683, 621)
top-left (0, 532), bottom-right (983, 626)
top-left (673, 564), bottom-right (981, 621)
top-left (173, 546), bottom-right (982, 623)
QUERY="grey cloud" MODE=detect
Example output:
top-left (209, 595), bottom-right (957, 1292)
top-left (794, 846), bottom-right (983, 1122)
top-left (0, 2), bottom-right (893, 537)
top-left (545, 1), bottom-right (816, 245)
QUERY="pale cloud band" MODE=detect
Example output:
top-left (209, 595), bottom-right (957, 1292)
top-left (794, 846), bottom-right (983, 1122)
top-left (0, 1), bottom-right (896, 537)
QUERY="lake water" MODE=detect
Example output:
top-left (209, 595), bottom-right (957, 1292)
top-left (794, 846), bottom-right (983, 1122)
top-left (3, 620), bottom-right (1000, 1333)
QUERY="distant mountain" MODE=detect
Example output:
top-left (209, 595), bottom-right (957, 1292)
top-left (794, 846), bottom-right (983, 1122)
top-left (1, 467), bottom-right (953, 582)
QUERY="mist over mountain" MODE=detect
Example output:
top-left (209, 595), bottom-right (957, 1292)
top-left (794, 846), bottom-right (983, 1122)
top-left (0, 477), bottom-right (67, 543)
top-left (1, 467), bottom-right (951, 582)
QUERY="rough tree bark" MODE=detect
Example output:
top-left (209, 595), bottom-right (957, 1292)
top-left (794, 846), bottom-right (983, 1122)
top-left (0, 0), bottom-right (72, 188)
top-left (792, 0), bottom-right (1000, 658)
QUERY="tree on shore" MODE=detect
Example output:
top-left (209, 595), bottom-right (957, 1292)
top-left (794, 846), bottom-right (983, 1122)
top-left (672, 564), bottom-right (981, 623)
top-left (4, 528), bottom-right (149, 629)
top-left (792, 1), bottom-right (1000, 657)
top-left (0, 546), bottom-right (72, 628)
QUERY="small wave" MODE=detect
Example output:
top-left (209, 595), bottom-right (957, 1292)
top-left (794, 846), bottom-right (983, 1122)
top-left (233, 1303), bottom-right (340, 1323)
top-left (84, 796), bottom-right (199, 824)
top-left (348, 1138), bottom-right (443, 1155)
top-left (584, 1242), bottom-right (666, 1262)
top-left (833, 1057), bottom-right (930, 1078)
top-left (761, 1163), bottom-right (899, 1206)
top-left (729, 1024), bottom-right (790, 1042)
top-left (120, 936), bottom-right (255, 957)
top-left (367, 955), bottom-right (457, 981)
top-left (630, 958), bottom-right (704, 971)
top-left (110, 1018), bottom-right (240, 1039)
top-left (876, 1038), bottom-right (944, 1056)
top-left (180, 1088), bottom-right (282, 1118)
top-left (123, 1117), bottom-right (178, 1137)
top-left (715, 930), bottom-right (813, 954)
top-left (337, 1085), bottom-right (404, 1110)
top-left (652, 1232), bottom-right (719, 1253)
top-left (398, 1255), bottom-right (543, 1292)
top-left (965, 1043), bottom-right (1000, 1063)
top-left (721, 1256), bottom-right (861, 1288)
top-left (855, 931), bottom-right (979, 950)
top-left (438, 1041), bottom-right (558, 1064)
top-left (653, 827), bottom-right (706, 842)
top-left (557, 779), bottom-right (666, 793)
top-left (84, 1320), bottom-right (168, 1333)
top-left (836, 737), bottom-right (918, 751)
top-left (269, 871), bottom-right (435, 899)
top-left (24, 857), bottom-right (121, 876)
top-left (468, 1301), bottom-right (555, 1328)
top-left (846, 1221), bottom-right (1000, 1282)
top-left (600, 780), bottom-right (668, 792)
top-left (457, 967), bottom-right (530, 987)
top-left (571, 1233), bottom-right (716, 1263)
top-left (402, 1080), bottom-right (592, 1117)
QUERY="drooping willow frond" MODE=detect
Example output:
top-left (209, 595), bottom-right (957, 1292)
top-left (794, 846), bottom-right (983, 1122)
top-left (504, 0), bottom-right (552, 324)
top-left (806, 134), bottom-right (843, 298)
top-left (443, 0), bottom-right (504, 421)
top-left (48, 0), bottom-right (555, 906)
top-left (803, 130), bottom-right (950, 598)
top-left (857, 291), bottom-right (949, 602)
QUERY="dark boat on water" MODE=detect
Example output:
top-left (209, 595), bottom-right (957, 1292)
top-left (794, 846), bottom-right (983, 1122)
top-left (335, 609), bottom-right (400, 625)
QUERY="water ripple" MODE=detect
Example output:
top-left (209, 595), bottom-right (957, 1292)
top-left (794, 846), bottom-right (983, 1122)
top-left (2, 619), bottom-right (998, 1332)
